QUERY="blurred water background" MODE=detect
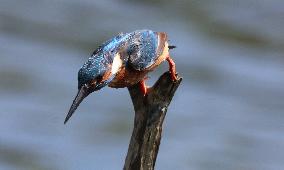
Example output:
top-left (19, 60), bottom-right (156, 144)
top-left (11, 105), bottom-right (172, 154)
top-left (1, 0), bottom-right (284, 169)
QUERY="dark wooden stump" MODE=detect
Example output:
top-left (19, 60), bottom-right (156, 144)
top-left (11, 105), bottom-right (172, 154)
top-left (123, 71), bottom-right (182, 170)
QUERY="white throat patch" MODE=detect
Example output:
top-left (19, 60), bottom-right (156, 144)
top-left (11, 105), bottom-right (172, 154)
top-left (111, 53), bottom-right (123, 74)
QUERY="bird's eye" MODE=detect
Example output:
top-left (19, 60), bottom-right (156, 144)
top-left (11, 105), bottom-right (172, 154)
top-left (96, 75), bottom-right (103, 82)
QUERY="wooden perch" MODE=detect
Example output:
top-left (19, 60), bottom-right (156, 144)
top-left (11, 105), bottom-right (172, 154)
top-left (123, 71), bottom-right (182, 170)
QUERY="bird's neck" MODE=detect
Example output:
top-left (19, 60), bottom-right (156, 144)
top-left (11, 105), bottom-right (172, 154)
top-left (111, 53), bottom-right (123, 75)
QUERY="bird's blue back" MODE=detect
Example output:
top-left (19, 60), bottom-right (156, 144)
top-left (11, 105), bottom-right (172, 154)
top-left (78, 30), bottom-right (160, 88)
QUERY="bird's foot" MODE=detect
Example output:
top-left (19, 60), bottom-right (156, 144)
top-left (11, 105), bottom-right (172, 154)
top-left (166, 56), bottom-right (178, 81)
top-left (138, 78), bottom-right (148, 96)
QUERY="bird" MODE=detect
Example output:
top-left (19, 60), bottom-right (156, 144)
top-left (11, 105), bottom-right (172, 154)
top-left (64, 29), bottom-right (177, 124)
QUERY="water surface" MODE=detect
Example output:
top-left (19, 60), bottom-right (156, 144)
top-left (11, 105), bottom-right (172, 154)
top-left (0, 0), bottom-right (284, 169)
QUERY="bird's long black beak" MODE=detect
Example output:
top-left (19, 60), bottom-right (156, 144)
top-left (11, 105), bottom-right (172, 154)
top-left (64, 85), bottom-right (92, 124)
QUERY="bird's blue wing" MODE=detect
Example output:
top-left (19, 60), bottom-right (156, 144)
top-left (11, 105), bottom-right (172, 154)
top-left (127, 30), bottom-right (166, 71)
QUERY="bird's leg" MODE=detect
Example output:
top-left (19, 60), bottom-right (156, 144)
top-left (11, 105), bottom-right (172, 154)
top-left (166, 55), bottom-right (178, 81)
top-left (138, 78), bottom-right (148, 96)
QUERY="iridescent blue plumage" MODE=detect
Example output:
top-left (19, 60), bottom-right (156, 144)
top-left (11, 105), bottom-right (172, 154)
top-left (127, 30), bottom-right (158, 70)
top-left (78, 54), bottom-right (109, 89)
top-left (78, 30), bottom-right (160, 90)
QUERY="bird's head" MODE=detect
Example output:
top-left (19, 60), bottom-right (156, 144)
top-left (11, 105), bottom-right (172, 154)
top-left (64, 52), bottom-right (123, 124)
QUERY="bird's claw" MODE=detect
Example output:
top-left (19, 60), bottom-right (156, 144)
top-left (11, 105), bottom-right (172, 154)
top-left (139, 79), bottom-right (148, 96)
top-left (166, 56), bottom-right (178, 81)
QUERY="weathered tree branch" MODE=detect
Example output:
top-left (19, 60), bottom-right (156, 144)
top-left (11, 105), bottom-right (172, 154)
top-left (123, 71), bottom-right (182, 170)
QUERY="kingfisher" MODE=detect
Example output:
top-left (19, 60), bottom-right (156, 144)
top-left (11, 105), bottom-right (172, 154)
top-left (64, 30), bottom-right (177, 124)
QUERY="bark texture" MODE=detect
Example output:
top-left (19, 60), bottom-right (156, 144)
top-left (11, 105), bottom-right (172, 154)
top-left (123, 71), bottom-right (182, 170)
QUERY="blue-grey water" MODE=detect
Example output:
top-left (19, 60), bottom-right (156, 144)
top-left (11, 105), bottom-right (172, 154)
top-left (1, 0), bottom-right (284, 170)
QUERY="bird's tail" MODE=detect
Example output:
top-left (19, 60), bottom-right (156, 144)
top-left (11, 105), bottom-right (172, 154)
top-left (168, 45), bottom-right (176, 50)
